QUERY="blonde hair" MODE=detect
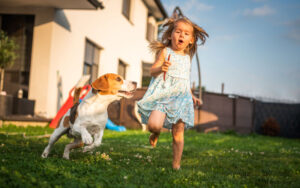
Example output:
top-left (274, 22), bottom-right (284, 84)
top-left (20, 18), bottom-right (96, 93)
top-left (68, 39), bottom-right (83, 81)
top-left (150, 17), bottom-right (208, 58)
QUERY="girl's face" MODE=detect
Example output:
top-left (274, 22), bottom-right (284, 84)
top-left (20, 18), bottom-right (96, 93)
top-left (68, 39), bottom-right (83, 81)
top-left (170, 21), bottom-right (194, 53)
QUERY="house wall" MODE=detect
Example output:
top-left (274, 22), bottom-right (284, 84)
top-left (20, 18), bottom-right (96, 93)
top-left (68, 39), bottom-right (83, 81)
top-left (1, 0), bottom-right (158, 118)
top-left (0, 7), bottom-right (56, 117)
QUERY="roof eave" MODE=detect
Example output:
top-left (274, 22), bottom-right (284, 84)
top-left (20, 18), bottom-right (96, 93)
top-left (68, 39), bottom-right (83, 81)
top-left (154, 0), bottom-right (168, 19)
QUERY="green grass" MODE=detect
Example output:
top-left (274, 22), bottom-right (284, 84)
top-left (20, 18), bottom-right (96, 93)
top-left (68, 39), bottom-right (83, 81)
top-left (0, 124), bottom-right (300, 188)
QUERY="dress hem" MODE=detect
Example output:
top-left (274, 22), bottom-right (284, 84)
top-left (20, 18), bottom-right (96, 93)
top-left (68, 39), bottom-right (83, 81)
top-left (138, 109), bottom-right (194, 130)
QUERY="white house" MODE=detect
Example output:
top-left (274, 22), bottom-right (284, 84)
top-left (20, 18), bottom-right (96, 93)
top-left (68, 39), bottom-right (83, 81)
top-left (0, 0), bottom-right (167, 118)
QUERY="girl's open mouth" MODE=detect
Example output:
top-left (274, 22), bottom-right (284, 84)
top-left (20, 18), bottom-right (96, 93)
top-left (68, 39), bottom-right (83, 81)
top-left (178, 39), bottom-right (184, 45)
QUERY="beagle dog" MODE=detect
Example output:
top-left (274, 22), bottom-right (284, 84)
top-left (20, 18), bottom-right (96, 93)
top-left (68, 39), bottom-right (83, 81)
top-left (42, 73), bottom-right (137, 159)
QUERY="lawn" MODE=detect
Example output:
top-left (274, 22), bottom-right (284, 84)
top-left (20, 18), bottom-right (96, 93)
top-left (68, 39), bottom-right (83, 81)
top-left (0, 124), bottom-right (300, 188)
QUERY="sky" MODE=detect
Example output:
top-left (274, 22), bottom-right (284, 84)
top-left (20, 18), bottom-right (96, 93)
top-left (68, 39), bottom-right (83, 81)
top-left (160, 0), bottom-right (300, 103)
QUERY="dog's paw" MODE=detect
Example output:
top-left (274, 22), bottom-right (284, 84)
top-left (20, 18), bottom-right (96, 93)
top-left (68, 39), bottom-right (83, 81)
top-left (63, 153), bottom-right (70, 160)
top-left (41, 152), bottom-right (48, 158)
top-left (82, 146), bottom-right (90, 153)
top-left (82, 145), bottom-right (94, 153)
top-left (82, 133), bottom-right (93, 145)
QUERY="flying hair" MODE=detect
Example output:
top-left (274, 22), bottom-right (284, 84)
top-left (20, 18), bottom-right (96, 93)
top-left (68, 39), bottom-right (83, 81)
top-left (149, 17), bottom-right (209, 58)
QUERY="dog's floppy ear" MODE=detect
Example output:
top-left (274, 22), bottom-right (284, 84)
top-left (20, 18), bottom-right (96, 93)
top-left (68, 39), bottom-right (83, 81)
top-left (92, 74), bottom-right (109, 91)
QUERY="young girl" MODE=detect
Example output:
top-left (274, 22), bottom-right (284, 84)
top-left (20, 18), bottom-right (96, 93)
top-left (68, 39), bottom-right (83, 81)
top-left (137, 17), bottom-right (208, 169)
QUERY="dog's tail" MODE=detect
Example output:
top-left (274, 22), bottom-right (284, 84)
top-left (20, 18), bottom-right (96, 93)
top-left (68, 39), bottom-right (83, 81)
top-left (73, 74), bottom-right (91, 104)
top-left (70, 87), bottom-right (81, 125)
top-left (73, 87), bottom-right (82, 104)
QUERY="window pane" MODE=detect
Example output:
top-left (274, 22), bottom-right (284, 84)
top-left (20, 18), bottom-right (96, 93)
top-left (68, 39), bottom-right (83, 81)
top-left (93, 47), bottom-right (100, 65)
top-left (83, 40), bottom-right (100, 83)
top-left (83, 63), bottom-right (92, 76)
top-left (84, 41), bottom-right (93, 65)
top-left (142, 62), bottom-right (152, 87)
top-left (118, 61), bottom-right (126, 79)
top-left (1, 14), bottom-right (34, 98)
top-left (142, 76), bottom-right (151, 87)
top-left (92, 64), bottom-right (98, 82)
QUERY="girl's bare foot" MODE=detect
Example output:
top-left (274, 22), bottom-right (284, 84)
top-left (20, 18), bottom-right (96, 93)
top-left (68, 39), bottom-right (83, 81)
top-left (172, 162), bottom-right (181, 170)
top-left (149, 133), bottom-right (159, 147)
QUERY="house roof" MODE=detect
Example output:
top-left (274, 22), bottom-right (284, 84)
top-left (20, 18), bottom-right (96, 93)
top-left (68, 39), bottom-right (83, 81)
top-left (143, 0), bottom-right (168, 20)
top-left (0, 0), bottom-right (103, 10)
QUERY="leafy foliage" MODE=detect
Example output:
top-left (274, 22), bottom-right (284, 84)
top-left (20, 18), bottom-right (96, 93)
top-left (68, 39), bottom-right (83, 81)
top-left (0, 30), bottom-right (18, 69)
top-left (262, 117), bottom-right (280, 136)
top-left (0, 124), bottom-right (300, 187)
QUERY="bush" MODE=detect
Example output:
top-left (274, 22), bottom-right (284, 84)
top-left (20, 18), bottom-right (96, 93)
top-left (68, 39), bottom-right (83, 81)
top-left (0, 30), bottom-right (18, 92)
top-left (262, 117), bottom-right (280, 136)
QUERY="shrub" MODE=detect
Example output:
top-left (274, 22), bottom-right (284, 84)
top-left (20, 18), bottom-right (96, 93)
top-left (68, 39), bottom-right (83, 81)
top-left (262, 117), bottom-right (280, 136)
top-left (0, 30), bottom-right (18, 92)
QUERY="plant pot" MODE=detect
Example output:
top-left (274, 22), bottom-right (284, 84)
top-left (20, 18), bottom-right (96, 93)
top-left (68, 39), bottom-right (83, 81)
top-left (12, 97), bottom-right (35, 116)
top-left (0, 94), bottom-right (13, 118)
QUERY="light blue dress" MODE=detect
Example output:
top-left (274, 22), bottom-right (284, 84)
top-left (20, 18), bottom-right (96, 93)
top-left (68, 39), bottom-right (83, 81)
top-left (137, 47), bottom-right (194, 129)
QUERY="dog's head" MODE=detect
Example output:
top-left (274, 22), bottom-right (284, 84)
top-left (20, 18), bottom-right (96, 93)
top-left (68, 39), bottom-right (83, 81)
top-left (91, 73), bottom-right (137, 98)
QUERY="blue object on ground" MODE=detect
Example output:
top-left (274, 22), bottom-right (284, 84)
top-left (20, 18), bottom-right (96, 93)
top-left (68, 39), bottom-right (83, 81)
top-left (105, 118), bottom-right (127, 132)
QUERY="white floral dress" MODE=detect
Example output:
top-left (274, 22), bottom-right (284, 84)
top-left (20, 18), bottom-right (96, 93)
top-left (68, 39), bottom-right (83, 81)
top-left (137, 47), bottom-right (194, 129)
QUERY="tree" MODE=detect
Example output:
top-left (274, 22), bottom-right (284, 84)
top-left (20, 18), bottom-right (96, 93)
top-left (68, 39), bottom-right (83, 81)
top-left (0, 30), bottom-right (18, 93)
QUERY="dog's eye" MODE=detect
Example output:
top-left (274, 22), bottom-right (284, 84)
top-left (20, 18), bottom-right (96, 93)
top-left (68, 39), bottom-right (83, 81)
top-left (116, 77), bottom-right (122, 82)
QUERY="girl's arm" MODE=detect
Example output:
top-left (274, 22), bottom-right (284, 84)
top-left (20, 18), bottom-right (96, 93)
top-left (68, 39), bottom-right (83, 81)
top-left (190, 89), bottom-right (203, 106)
top-left (150, 48), bottom-right (171, 77)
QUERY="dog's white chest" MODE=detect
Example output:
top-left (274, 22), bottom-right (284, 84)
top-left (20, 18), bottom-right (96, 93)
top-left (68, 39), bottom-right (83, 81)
top-left (76, 102), bottom-right (107, 134)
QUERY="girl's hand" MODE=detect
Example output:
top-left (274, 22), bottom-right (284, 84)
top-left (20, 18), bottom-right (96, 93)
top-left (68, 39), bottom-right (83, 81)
top-left (161, 60), bottom-right (171, 72)
top-left (192, 95), bottom-right (203, 106)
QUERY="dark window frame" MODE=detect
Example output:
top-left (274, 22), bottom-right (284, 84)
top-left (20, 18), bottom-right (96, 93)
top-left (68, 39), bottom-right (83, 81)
top-left (118, 60), bottom-right (127, 79)
top-left (83, 39), bottom-right (101, 83)
top-left (0, 14), bottom-right (34, 98)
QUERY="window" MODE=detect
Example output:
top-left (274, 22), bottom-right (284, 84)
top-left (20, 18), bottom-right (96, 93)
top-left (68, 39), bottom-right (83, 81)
top-left (122, 0), bottom-right (131, 21)
top-left (118, 60), bottom-right (127, 79)
top-left (83, 40), bottom-right (100, 83)
top-left (142, 62), bottom-right (152, 87)
top-left (1, 14), bottom-right (34, 98)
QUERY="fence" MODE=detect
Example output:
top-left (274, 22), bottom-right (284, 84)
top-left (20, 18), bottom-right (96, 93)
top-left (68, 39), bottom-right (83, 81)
top-left (107, 88), bottom-right (300, 138)
top-left (253, 101), bottom-right (300, 138)
top-left (194, 92), bottom-right (254, 134)
top-left (108, 88), bottom-right (147, 129)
